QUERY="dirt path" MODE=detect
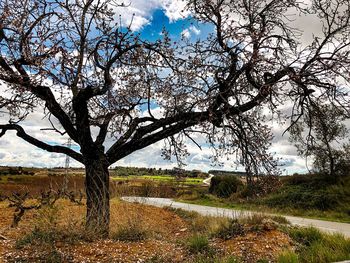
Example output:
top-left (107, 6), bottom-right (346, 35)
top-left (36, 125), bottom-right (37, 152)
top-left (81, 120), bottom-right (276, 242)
top-left (122, 197), bottom-right (350, 238)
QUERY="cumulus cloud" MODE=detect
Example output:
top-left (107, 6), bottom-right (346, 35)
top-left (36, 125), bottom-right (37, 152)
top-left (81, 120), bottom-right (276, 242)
top-left (114, 0), bottom-right (190, 31)
top-left (181, 28), bottom-right (191, 38)
top-left (181, 25), bottom-right (201, 38)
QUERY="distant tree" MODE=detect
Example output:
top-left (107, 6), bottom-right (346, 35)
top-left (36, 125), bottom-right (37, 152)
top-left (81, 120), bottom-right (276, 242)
top-left (1, 0), bottom-right (350, 235)
top-left (290, 104), bottom-right (350, 179)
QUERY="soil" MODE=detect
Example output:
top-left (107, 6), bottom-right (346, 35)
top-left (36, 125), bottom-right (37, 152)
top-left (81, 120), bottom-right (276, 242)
top-left (0, 199), bottom-right (293, 263)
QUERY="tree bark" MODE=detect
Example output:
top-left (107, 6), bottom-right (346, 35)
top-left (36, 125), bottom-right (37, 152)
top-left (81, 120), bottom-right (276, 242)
top-left (85, 154), bottom-right (110, 237)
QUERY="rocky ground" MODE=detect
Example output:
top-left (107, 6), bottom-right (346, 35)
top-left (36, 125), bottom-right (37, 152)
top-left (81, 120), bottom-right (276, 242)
top-left (0, 199), bottom-right (293, 263)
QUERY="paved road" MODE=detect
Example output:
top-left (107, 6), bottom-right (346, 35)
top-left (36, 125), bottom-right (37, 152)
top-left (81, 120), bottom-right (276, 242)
top-left (203, 174), bottom-right (214, 186)
top-left (122, 197), bottom-right (350, 238)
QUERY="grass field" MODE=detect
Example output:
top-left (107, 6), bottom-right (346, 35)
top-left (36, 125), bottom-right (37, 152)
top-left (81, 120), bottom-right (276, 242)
top-left (0, 169), bottom-right (206, 199)
top-left (111, 174), bottom-right (204, 185)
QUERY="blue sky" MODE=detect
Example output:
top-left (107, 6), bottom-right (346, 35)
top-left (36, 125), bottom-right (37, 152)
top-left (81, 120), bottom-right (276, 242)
top-left (0, 2), bottom-right (310, 174)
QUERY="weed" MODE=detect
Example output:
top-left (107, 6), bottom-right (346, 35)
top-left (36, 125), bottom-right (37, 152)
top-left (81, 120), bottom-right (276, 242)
top-left (287, 226), bottom-right (323, 246)
top-left (286, 226), bottom-right (350, 263)
top-left (163, 206), bottom-right (198, 221)
top-left (298, 233), bottom-right (350, 263)
top-left (277, 250), bottom-right (299, 263)
top-left (111, 212), bottom-right (149, 242)
top-left (212, 218), bottom-right (245, 240)
top-left (186, 234), bottom-right (210, 253)
top-left (15, 227), bottom-right (56, 248)
top-left (45, 249), bottom-right (63, 263)
top-left (190, 215), bottom-right (220, 234)
top-left (112, 225), bottom-right (148, 242)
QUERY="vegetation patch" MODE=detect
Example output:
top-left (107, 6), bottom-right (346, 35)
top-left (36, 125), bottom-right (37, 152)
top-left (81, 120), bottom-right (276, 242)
top-left (211, 218), bottom-right (245, 240)
top-left (284, 226), bottom-right (350, 263)
top-left (209, 175), bottom-right (243, 198)
top-left (186, 234), bottom-right (211, 254)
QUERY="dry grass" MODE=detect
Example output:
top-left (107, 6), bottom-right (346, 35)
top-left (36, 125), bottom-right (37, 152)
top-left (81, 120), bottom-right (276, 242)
top-left (0, 198), bottom-right (296, 263)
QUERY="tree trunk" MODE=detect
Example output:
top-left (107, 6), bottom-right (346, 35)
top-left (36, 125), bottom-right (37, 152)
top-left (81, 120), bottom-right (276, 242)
top-left (85, 155), bottom-right (110, 237)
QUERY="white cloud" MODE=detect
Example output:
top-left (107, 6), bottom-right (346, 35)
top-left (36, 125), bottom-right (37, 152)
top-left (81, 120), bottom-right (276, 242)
top-left (181, 28), bottom-right (191, 38)
top-left (189, 25), bottom-right (200, 35)
top-left (114, 0), bottom-right (191, 31)
top-left (161, 0), bottom-right (190, 22)
top-left (181, 25), bottom-right (201, 39)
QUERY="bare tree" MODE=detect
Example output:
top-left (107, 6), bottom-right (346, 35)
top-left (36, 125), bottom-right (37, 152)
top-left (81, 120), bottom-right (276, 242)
top-left (1, 0), bottom-right (350, 235)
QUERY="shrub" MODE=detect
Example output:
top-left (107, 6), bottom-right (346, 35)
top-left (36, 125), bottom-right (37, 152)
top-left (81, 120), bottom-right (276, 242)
top-left (212, 218), bottom-right (245, 240)
top-left (263, 180), bottom-right (348, 211)
top-left (186, 234), bottom-right (210, 253)
top-left (139, 181), bottom-right (154, 197)
top-left (209, 175), bottom-right (243, 198)
top-left (240, 214), bottom-right (279, 232)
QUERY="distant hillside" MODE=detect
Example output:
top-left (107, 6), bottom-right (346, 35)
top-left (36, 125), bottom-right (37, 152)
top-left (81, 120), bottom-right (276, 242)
top-left (112, 166), bottom-right (208, 178)
top-left (208, 170), bottom-right (246, 177)
top-left (0, 165), bottom-right (209, 178)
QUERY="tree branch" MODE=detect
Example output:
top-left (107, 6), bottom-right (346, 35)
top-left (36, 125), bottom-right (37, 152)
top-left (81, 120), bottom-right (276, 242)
top-left (0, 124), bottom-right (84, 164)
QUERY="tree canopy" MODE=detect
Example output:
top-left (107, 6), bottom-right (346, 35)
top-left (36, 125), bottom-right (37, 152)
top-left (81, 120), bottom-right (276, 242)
top-left (1, 0), bottom-right (350, 233)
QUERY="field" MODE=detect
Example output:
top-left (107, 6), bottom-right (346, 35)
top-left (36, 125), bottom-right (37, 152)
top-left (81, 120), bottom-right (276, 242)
top-left (1, 167), bottom-right (350, 262)
top-left (0, 167), bottom-right (206, 199)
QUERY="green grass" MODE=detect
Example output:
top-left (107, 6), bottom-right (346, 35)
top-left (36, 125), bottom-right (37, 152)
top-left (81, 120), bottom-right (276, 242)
top-left (284, 226), bottom-right (350, 263)
top-left (186, 234), bottom-right (211, 253)
top-left (277, 250), bottom-right (299, 263)
top-left (111, 174), bottom-right (204, 185)
top-left (0, 174), bottom-right (38, 183)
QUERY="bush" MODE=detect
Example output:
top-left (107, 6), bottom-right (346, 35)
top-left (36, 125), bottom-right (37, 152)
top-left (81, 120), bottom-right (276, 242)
top-left (212, 219), bottom-right (245, 240)
top-left (209, 175), bottom-right (243, 198)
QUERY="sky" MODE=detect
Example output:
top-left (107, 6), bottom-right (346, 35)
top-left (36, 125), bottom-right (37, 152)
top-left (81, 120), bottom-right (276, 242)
top-left (0, 0), bottom-right (321, 174)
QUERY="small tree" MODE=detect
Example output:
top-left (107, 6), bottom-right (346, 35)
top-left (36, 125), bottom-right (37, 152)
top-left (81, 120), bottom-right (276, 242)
top-left (1, 0), bottom-right (350, 235)
top-left (290, 104), bottom-right (350, 179)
